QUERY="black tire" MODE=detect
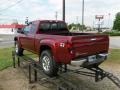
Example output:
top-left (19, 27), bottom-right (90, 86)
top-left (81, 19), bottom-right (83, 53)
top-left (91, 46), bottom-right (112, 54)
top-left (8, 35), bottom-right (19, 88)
top-left (15, 41), bottom-right (23, 56)
top-left (40, 50), bottom-right (58, 77)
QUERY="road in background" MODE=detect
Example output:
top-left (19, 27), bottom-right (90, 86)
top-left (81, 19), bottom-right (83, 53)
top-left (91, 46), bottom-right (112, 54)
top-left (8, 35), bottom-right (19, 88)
top-left (0, 34), bottom-right (15, 48)
top-left (110, 37), bottom-right (120, 49)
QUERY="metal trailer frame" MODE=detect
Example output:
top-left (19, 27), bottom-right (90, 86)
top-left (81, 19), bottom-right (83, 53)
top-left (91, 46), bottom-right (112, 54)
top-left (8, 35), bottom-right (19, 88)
top-left (12, 51), bottom-right (120, 90)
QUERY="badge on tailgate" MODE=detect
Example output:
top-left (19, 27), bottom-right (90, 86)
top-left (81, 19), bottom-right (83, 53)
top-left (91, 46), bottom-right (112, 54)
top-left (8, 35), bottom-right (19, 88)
top-left (91, 38), bottom-right (97, 41)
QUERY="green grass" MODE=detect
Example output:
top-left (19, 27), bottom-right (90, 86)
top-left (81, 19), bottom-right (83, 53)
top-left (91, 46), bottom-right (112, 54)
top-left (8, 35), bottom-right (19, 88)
top-left (103, 31), bottom-right (120, 36)
top-left (0, 48), bottom-right (37, 71)
top-left (106, 49), bottom-right (120, 64)
top-left (0, 48), bottom-right (13, 70)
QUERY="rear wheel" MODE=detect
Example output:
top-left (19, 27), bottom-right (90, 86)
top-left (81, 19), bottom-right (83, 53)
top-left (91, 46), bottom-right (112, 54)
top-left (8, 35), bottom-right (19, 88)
top-left (15, 41), bottom-right (23, 56)
top-left (40, 50), bottom-right (58, 77)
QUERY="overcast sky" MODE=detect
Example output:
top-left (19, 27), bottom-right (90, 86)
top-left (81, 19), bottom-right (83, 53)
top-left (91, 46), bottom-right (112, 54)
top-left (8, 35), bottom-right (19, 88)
top-left (0, 0), bottom-right (120, 27)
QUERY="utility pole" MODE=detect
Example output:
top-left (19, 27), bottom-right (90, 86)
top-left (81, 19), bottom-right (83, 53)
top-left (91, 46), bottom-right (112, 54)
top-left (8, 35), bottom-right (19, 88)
top-left (55, 11), bottom-right (58, 21)
top-left (108, 13), bottom-right (111, 29)
top-left (63, 0), bottom-right (65, 21)
top-left (82, 0), bottom-right (85, 32)
top-left (76, 16), bottom-right (79, 24)
top-left (76, 16), bottom-right (79, 30)
top-left (93, 21), bottom-right (95, 30)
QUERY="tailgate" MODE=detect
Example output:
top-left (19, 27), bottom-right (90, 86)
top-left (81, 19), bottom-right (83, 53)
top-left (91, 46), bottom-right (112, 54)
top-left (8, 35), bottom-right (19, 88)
top-left (71, 35), bottom-right (109, 58)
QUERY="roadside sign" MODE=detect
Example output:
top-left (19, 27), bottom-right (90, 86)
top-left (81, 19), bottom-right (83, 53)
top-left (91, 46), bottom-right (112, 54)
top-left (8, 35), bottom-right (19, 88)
top-left (95, 15), bottom-right (104, 20)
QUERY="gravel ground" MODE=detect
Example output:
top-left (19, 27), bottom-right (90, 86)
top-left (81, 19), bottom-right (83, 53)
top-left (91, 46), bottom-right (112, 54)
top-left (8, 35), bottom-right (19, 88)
top-left (0, 67), bottom-right (55, 90)
top-left (0, 63), bottom-right (120, 90)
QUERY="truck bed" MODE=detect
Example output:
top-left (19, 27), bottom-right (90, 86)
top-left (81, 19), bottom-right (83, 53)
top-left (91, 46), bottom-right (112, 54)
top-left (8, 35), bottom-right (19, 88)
top-left (52, 32), bottom-right (92, 36)
top-left (50, 32), bottom-right (109, 59)
top-left (70, 34), bottom-right (109, 59)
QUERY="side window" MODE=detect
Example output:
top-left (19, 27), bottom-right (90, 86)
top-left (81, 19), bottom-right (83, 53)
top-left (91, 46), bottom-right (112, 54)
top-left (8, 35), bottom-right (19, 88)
top-left (29, 23), bottom-right (36, 34)
top-left (23, 22), bottom-right (36, 34)
top-left (23, 26), bottom-right (31, 34)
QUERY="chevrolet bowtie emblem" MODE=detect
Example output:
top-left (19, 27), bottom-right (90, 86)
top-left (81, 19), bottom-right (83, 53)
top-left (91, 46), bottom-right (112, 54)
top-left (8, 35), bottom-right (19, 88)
top-left (91, 38), bottom-right (96, 41)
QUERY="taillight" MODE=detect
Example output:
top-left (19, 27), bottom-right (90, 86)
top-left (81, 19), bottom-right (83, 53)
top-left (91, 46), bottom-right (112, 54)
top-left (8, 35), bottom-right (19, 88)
top-left (66, 42), bottom-right (72, 49)
top-left (66, 42), bottom-right (75, 58)
top-left (55, 43), bottom-right (59, 47)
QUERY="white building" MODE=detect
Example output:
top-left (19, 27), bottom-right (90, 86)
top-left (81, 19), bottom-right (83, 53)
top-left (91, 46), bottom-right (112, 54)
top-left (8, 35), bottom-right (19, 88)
top-left (0, 24), bottom-right (24, 34)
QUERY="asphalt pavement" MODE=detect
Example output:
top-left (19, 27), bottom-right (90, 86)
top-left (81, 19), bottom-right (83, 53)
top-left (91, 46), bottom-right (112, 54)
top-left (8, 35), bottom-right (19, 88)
top-left (0, 34), bottom-right (14, 48)
top-left (110, 37), bottom-right (120, 49)
top-left (0, 41), bottom-right (14, 48)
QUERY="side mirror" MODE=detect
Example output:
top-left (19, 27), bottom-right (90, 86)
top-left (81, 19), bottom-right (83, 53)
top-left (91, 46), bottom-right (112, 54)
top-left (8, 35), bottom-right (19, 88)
top-left (26, 22), bottom-right (32, 26)
top-left (17, 30), bottom-right (24, 34)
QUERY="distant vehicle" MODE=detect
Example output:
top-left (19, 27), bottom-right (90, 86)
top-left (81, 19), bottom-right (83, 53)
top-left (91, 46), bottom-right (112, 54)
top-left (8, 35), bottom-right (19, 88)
top-left (14, 20), bottom-right (109, 77)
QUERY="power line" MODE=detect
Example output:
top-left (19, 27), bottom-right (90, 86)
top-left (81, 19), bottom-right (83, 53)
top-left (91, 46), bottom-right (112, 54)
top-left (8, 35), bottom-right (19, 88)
top-left (0, 0), bottom-right (23, 12)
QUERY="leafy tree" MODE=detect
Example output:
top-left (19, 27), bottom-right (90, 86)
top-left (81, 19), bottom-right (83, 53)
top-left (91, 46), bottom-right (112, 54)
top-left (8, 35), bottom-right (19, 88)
top-left (68, 23), bottom-right (86, 31)
top-left (113, 12), bottom-right (120, 31)
top-left (68, 23), bottom-right (75, 30)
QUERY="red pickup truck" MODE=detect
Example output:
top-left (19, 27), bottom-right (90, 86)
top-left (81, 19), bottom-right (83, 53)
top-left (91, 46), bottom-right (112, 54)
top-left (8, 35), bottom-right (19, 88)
top-left (14, 20), bottom-right (109, 76)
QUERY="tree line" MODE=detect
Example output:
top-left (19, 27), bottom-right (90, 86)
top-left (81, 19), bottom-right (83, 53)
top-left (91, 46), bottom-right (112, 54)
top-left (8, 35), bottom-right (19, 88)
top-left (68, 23), bottom-right (86, 31)
top-left (113, 12), bottom-right (120, 31)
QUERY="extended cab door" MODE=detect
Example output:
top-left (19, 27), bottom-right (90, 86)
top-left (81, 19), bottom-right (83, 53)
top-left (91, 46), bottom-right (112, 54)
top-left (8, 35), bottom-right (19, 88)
top-left (19, 25), bottom-right (31, 49)
top-left (20, 22), bottom-right (37, 52)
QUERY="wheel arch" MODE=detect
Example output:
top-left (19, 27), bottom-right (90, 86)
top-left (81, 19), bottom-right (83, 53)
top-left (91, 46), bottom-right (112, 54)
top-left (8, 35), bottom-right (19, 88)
top-left (40, 45), bottom-right (52, 55)
top-left (39, 43), bottom-right (59, 63)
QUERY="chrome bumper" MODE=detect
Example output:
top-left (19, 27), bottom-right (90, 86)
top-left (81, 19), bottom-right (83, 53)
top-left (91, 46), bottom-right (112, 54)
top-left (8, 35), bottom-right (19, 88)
top-left (70, 53), bottom-right (108, 67)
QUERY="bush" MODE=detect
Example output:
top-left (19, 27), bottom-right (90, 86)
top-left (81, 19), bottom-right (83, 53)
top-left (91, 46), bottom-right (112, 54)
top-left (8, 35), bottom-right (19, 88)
top-left (103, 31), bottom-right (120, 36)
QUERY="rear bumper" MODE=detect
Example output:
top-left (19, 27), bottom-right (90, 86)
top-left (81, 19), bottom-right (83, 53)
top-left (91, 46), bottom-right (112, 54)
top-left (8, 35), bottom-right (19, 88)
top-left (71, 53), bottom-right (108, 67)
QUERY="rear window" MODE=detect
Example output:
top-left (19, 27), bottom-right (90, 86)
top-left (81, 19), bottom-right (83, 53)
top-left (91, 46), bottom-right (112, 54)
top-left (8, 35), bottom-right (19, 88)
top-left (40, 23), bottom-right (51, 31)
top-left (58, 23), bottom-right (67, 30)
top-left (39, 22), bottom-right (68, 32)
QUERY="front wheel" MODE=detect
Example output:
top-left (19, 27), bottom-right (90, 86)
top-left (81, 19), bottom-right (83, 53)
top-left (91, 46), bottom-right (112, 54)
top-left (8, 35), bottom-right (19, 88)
top-left (15, 41), bottom-right (23, 56)
top-left (40, 50), bottom-right (58, 77)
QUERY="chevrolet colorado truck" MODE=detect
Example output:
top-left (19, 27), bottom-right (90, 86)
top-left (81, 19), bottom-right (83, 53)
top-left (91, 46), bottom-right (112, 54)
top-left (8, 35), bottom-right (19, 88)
top-left (14, 20), bottom-right (109, 77)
